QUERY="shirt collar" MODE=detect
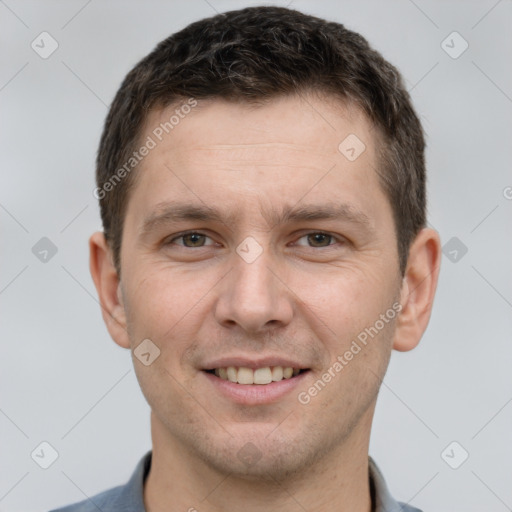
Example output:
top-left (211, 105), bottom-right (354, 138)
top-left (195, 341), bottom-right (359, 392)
top-left (123, 451), bottom-right (409, 512)
top-left (369, 455), bottom-right (412, 511)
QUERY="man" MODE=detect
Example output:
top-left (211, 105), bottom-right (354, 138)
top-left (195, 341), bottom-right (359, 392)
top-left (51, 5), bottom-right (440, 512)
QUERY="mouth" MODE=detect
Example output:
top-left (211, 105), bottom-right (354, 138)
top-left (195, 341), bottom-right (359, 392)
top-left (201, 364), bottom-right (311, 405)
top-left (203, 366), bottom-right (310, 385)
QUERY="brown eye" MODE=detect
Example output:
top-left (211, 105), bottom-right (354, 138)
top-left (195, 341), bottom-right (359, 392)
top-left (307, 233), bottom-right (332, 247)
top-left (168, 232), bottom-right (214, 247)
top-left (182, 233), bottom-right (206, 247)
top-left (294, 232), bottom-right (337, 248)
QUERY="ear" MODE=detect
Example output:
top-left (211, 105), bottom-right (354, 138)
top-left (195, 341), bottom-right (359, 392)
top-left (393, 228), bottom-right (441, 352)
top-left (89, 231), bottom-right (130, 349)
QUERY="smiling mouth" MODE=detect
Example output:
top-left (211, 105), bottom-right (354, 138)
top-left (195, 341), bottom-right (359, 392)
top-left (204, 366), bottom-right (310, 385)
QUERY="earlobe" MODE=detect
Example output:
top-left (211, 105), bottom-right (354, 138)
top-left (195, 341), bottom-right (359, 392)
top-left (392, 228), bottom-right (441, 352)
top-left (89, 231), bottom-right (131, 349)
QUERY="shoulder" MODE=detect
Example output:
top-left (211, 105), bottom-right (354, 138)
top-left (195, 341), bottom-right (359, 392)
top-left (48, 451), bottom-right (152, 512)
top-left (48, 484), bottom-right (126, 512)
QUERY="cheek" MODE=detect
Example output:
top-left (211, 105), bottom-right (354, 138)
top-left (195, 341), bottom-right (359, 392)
top-left (291, 264), bottom-right (392, 342)
top-left (125, 269), bottom-right (208, 407)
top-left (123, 264), bottom-right (227, 374)
top-left (123, 266), bottom-right (219, 351)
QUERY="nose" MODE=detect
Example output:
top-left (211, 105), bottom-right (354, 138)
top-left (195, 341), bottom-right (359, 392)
top-left (214, 245), bottom-right (294, 334)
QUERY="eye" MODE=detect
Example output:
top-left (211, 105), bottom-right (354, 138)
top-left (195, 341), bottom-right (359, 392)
top-left (294, 232), bottom-right (339, 248)
top-left (167, 231), bottom-right (215, 248)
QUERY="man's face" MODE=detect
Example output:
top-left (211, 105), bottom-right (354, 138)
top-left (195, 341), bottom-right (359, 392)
top-left (117, 94), bottom-right (403, 478)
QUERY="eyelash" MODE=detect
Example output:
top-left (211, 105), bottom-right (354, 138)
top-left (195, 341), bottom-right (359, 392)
top-left (165, 231), bottom-right (344, 249)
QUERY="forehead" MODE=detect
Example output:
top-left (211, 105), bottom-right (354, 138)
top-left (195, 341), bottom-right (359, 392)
top-left (145, 93), bottom-right (376, 158)
top-left (124, 93), bottom-right (391, 233)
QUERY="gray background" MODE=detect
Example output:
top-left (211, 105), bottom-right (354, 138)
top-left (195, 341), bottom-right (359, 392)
top-left (1, 1), bottom-right (511, 510)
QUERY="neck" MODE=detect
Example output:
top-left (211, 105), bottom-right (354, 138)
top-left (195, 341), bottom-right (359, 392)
top-left (144, 411), bottom-right (374, 512)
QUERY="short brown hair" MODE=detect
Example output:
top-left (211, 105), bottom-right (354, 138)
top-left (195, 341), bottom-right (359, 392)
top-left (96, 5), bottom-right (426, 276)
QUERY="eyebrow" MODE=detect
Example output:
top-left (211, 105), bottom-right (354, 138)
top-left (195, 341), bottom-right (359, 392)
top-left (139, 200), bottom-right (372, 237)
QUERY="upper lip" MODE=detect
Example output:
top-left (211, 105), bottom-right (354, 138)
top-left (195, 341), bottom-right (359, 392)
top-left (202, 356), bottom-right (309, 370)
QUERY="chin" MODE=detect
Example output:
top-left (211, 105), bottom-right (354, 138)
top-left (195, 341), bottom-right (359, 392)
top-left (192, 428), bottom-right (326, 482)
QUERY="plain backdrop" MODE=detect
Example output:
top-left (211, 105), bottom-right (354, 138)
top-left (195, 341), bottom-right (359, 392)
top-left (1, 1), bottom-right (511, 511)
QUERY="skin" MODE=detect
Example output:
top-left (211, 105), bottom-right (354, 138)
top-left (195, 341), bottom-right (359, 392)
top-left (90, 92), bottom-right (441, 512)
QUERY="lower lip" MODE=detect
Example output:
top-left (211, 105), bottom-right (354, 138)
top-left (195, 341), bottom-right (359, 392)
top-left (202, 370), bottom-right (310, 405)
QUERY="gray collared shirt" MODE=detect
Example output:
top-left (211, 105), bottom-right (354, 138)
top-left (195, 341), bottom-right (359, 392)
top-left (49, 451), bottom-right (423, 512)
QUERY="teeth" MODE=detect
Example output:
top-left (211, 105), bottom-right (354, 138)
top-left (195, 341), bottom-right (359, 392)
top-left (212, 366), bottom-right (302, 385)
top-left (227, 366), bottom-right (237, 383)
top-left (254, 367), bottom-right (272, 385)
top-left (237, 367), bottom-right (254, 385)
top-left (271, 366), bottom-right (283, 381)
